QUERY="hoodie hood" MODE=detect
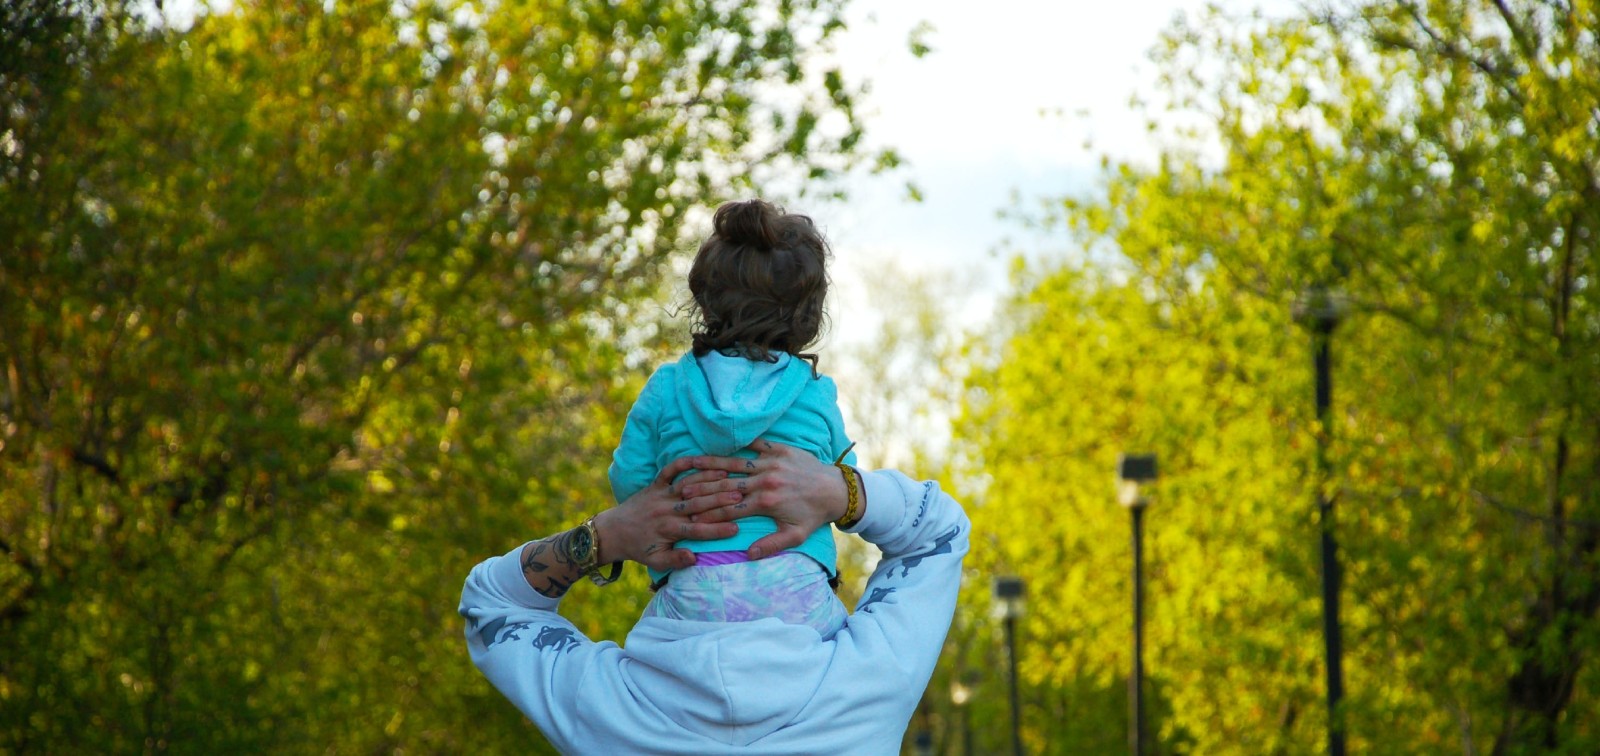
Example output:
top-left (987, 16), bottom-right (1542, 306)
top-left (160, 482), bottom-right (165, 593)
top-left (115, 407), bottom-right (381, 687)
top-left (622, 617), bottom-right (831, 745)
top-left (673, 351), bottom-right (813, 455)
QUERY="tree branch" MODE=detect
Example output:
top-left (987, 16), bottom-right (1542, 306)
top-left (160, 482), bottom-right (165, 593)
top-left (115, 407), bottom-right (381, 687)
top-left (1489, 0), bottom-right (1539, 63)
top-left (1372, 2), bottom-right (1526, 107)
top-left (1471, 489), bottom-right (1600, 531)
top-left (69, 448), bottom-right (122, 486)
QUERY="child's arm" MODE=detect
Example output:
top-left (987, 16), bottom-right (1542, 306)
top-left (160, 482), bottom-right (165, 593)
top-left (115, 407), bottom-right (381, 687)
top-left (607, 366), bottom-right (674, 503)
top-left (821, 377), bottom-right (858, 466)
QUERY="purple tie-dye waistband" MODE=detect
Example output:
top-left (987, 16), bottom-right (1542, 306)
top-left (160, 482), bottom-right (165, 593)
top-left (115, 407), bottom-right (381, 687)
top-left (692, 550), bottom-right (752, 567)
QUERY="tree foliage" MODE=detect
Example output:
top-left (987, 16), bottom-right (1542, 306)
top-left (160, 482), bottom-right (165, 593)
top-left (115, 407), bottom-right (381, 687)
top-left (0, 0), bottom-right (876, 750)
top-left (955, 0), bottom-right (1597, 752)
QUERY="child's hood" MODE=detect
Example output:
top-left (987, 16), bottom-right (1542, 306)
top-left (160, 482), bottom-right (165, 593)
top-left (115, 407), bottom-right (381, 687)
top-left (673, 351), bottom-right (814, 455)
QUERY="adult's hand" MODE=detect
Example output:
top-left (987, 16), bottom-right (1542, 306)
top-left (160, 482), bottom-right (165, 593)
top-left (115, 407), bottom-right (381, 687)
top-left (677, 439), bottom-right (855, 559)
top-left (595, 459), bottom-right (741, 573)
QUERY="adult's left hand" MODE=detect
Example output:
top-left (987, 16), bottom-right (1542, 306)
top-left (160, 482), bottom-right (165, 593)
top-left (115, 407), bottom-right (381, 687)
top-left (595, 458), bottom-right (742, 572)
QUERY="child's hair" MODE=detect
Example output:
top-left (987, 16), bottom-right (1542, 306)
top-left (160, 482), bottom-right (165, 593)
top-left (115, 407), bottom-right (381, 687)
top-left (688, 199), bottom-right (831, 369)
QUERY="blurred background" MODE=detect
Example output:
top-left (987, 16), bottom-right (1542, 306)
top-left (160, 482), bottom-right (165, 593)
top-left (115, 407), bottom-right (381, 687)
top-left (2, 0), bottom-right (1596, 752)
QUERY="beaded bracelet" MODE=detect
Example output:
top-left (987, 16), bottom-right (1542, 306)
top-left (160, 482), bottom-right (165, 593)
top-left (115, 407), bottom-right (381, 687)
top-left (834, 464), bottom-right (861, 528)
top-left (833, 443), bottom-right (860, 528)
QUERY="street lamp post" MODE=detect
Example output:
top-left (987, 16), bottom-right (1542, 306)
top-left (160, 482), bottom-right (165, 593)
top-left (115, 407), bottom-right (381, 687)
top-left (1296, 286), bottom-right (1347, 756)
top-left (950, 672), bottom-right (976, 756)
top-left (1118, 453), bottom-right (1159, 756)
top-left (994, 576), bottom-right (1026, 756)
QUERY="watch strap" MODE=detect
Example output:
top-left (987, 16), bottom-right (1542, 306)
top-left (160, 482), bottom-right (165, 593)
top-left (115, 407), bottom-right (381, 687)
top-left (579, 516), bottom-right (622, 586)
top-left (588, 560), bottom-right (623, 586)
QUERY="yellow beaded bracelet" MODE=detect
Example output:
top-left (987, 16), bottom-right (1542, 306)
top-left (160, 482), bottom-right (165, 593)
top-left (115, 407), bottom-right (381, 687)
top-left (833, 443), bottom-right (860, 528)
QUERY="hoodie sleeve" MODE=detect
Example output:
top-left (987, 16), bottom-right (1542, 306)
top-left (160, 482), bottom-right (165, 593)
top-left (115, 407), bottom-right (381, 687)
top-left (831, 470), bottom-right (970, 691)
top-left (459, 544), bottom-right (626, 752)
top-left (608, 366), bottom-right (673, 503)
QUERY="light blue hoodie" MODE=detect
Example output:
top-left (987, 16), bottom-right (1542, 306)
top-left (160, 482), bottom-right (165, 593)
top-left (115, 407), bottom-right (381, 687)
top-left (460, 470), bottom-right (970, 754)
top-left (608, 350), bottom-right (857, 583)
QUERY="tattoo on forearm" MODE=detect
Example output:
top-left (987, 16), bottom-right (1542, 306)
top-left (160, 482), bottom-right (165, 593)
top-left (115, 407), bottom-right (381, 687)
top-left (551, 530), bottom-right (576, 566)
top-left (522, 541), bottom-right (551, 573)
top-left (521, 531), bottom-right (581, 599)
top-left (535, 575), bottom-right (574, 599)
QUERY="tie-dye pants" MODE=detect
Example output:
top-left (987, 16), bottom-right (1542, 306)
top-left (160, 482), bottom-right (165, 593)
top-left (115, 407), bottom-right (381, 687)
top-left (641, 552), bottom-right (848, 639)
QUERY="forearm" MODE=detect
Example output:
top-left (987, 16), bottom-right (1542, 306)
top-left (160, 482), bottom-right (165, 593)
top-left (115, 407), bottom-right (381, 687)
top-left (517, 486), bottom-right (740, 598)
top-left (517, 529), bottom-right (586, 600)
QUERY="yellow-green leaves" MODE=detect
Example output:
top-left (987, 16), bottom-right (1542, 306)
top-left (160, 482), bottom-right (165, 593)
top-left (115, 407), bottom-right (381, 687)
top-left (0, 0), bottom-right (874, 751)
top-left (949, 1), bottom-right (1599, 751)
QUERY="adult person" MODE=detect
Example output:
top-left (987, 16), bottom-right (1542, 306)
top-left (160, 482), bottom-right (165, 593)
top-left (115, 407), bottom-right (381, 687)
top-left (459, 440), bottom-right (971, 754)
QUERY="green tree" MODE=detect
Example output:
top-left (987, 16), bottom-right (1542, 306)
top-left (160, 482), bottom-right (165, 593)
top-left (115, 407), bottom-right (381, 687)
top-left (0, 0), bottom-right (880, 750)
top-left (955, 0), bottom-right (1596, 751)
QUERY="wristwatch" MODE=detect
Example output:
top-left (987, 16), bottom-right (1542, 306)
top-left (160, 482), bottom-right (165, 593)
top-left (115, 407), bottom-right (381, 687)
top-left (570, 516), bottom-right (623, 586)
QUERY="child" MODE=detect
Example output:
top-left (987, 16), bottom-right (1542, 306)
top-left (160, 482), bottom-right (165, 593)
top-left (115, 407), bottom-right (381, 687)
top-left (608, 198), bottom-right (856, 638)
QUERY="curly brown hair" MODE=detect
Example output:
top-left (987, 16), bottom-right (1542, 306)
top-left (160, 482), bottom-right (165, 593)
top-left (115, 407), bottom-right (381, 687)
top-left (687, 199), bottom-right (831, 369)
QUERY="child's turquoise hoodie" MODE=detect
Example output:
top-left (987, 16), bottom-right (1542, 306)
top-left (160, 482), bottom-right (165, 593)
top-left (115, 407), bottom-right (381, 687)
top-left (608, 350), bottom-right (856, 583)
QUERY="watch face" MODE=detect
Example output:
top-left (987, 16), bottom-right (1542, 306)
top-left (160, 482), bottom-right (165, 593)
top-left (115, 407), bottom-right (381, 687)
top-left (569, 526), bottom-right (594, 565)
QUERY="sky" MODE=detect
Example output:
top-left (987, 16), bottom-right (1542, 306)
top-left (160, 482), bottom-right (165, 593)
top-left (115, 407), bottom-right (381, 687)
top-left (818, 0), bottom-right (1297, 331)
top-left (810, 0), bottom-right (1299, 467)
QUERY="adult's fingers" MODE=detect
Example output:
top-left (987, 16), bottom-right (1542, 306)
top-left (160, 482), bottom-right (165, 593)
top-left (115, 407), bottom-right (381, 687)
top-left (641, 547), bottom-right (699, 573)
top-left (670, 468), bottom-right (728, 493)
top-left (745, 438), bottom-right (792, 457)
top-left (663, 520), bottom-right (738, 543)
top-left (655, 455), bottom-right (704, 486)
top-left (678, 474), bottom-right (753, 501)
top-left (746, 525), bottom-right (808, 560)
top-left (674, 488), bottom-right (745, 519)
top-left (680, 453), bottom-right (762, 475)
top-left (672, 442), bottom-right (800, 483)
top-left (689, 496), bottom-right (760, 524)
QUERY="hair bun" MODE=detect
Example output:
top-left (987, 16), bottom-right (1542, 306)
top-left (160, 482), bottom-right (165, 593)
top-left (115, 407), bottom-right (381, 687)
top-left (713, 199), bottom-right (780, 250)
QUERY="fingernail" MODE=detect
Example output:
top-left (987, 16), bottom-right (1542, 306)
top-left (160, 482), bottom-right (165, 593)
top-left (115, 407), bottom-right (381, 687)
top-left (749, 547), bottom-right (763, 559)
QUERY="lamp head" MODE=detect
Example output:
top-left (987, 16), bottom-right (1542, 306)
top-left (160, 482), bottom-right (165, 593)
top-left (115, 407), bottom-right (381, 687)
top-left (1292, 284), bottom-right (1347, 332)
top-left (993, 576), bottom-right (1026, 619)
top-left (1117, 453), bottom-right (1158, 508)
top-left (951, 678), bottom-right (972, 706)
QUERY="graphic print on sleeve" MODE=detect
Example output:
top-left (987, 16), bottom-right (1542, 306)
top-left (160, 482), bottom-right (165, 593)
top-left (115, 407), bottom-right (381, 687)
top-left (530, 626), bottom-right (582, 654)
top-left (857, 586), bottom-right (896, 614)
top-left (895, 525), bottom-right (962, 578)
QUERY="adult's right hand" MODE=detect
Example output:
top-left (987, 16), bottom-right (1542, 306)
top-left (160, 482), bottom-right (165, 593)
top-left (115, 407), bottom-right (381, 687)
top-left (677, 439), bottom-right (856, 559)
